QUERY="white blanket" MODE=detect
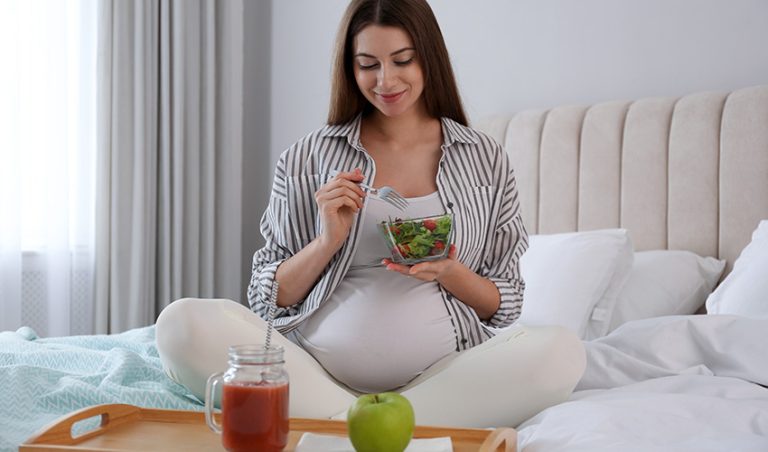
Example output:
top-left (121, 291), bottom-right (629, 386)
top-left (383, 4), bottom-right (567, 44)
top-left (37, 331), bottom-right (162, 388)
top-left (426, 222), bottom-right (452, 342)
top-left (517, 315), bottom-right (768, 451)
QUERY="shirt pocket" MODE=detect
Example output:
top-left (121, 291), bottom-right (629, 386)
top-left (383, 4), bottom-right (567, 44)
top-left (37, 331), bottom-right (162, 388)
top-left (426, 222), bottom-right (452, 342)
top-left (285, 173), bottom-right (328, 246)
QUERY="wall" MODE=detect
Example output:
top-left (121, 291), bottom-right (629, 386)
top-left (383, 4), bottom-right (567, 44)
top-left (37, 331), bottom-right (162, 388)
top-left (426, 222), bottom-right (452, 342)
top-left (269, 0), bottom-right (768, 165)
top-left (241, 0), bottom-right (273, 302)
top-left (270, 0), bottom-right (348, 170)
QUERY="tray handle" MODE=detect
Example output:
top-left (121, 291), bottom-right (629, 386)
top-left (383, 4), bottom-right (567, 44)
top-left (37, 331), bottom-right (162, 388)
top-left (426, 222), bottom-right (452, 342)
top-left (478, 427), bottom-right (518, 452)
top-left (22, 403), bottom-right (143, 446)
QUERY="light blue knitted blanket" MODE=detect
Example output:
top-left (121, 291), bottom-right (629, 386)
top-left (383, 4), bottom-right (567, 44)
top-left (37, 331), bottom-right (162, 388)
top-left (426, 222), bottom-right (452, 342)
top-left (0, 325), bottom-right (203, 451)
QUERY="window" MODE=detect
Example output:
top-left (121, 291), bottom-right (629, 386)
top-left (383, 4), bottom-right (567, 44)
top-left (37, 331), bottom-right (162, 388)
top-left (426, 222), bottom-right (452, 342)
top-left (0, 0), bottom-right (98, 336)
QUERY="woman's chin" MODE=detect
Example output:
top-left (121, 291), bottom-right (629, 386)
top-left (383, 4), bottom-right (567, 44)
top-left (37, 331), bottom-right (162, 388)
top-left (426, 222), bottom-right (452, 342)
top-left (373, 103), bottom-right (416, 119)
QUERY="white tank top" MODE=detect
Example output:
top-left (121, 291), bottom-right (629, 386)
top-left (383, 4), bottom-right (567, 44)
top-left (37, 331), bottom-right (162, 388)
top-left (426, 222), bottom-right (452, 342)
top-left (294, 192), bottom-right (457, 393)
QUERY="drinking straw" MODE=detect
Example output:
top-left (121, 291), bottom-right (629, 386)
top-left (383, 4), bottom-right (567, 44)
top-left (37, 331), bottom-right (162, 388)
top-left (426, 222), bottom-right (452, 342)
top-left (265, 280), bottom-right (278, 350)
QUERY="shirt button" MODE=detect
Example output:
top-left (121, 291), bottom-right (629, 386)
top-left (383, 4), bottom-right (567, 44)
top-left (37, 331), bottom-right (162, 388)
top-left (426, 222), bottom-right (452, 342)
top-left (461, 339), bottom-right (468, 344)
top-left (447, 201), bottom-right (454, 209)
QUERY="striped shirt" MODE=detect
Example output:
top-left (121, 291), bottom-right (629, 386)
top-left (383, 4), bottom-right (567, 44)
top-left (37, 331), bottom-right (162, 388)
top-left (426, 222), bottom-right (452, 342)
top-left (247, 115), bottom-right (528, 351)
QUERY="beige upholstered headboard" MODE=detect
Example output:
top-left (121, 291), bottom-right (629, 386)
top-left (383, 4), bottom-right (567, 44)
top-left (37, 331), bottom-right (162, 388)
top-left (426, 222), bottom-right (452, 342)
top-left (476, 85), bottom-right (768, 273)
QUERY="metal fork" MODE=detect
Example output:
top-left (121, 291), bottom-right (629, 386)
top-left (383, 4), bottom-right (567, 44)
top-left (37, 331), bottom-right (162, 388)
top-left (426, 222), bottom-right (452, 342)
top-left (330, 170), bottom-right (409, 210)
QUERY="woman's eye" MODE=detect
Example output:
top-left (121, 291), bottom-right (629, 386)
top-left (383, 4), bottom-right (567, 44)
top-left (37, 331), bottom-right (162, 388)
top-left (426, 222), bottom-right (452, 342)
top-left (394, 58), bottom-right (413, 66)
top-left (358, 63), bottom-right (379, 70)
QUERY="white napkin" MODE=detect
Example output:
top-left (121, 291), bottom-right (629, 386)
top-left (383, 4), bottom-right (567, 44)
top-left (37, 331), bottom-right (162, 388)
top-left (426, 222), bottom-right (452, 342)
top-left (295, 433), bottom-right (453, 452)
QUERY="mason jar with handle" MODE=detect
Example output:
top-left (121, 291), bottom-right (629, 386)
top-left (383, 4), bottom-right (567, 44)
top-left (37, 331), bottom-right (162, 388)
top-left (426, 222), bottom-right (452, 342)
top-left (205, 344), bottom-right (290, 452)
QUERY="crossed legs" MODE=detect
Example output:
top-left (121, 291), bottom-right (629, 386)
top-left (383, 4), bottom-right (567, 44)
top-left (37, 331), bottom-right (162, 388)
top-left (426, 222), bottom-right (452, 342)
top-left (155, 298), bottom-right (585, 428)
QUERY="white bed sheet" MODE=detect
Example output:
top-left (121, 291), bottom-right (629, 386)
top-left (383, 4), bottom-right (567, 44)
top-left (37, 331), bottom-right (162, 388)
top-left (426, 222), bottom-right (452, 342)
top-left (517, 315), bottom-right (768, 451)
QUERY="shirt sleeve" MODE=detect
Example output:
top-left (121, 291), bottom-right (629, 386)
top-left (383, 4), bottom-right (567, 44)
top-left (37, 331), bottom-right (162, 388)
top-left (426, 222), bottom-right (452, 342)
top-left (247, 154), bottom-right (300, 320)
top-left (480, 149), bottom-right (529, 328)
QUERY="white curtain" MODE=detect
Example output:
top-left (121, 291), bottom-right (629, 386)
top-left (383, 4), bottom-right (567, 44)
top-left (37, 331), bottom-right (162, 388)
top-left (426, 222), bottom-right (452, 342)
top-left (0, 0), bottom-right (98, 337)
top-left (96, 0), bottom-right (245, 334)
top-left (0, 0), bottom-right (245, 336)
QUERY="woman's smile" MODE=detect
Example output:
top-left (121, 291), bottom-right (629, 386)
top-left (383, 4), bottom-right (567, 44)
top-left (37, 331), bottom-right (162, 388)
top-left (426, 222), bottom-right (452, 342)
top-left (376, 90), bottom-right (406, 103)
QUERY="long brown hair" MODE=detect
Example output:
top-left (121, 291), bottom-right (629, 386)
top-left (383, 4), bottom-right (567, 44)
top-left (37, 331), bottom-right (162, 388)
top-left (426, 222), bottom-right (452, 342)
top-left (327, 0), bottom-right (468, 126)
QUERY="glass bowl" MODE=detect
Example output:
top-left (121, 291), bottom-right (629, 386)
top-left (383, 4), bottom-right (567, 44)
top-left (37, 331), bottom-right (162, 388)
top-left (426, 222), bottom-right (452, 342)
top-left (378, 213), bottom-right (454, 265)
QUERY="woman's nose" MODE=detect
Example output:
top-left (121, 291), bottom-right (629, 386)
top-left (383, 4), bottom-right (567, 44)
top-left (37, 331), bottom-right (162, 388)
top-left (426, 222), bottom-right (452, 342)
top-left (377, 65), bottom-right (396, 91)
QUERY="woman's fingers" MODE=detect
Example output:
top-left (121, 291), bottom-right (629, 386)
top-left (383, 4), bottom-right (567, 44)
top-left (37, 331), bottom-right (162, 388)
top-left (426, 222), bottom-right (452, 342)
top-left (314, 169), bottom-right (367, 247)
top-left (447, 244), bottom-right (457, 259)
top-left (409, 262), bottom-right (442, 278)
top-left (382, 260), bottom-right (412, 276)
top-left (381, 259), bottom-right (435, 279)
top-left (326, 185), bottom-right (365, 205)
top-left (328, 178), bottom-right (366, 198)
top-left (321, 195), bottom-right (360, 214)
top-left (315, 167), bottom-right (367, 212)
top-left (317, 172), bottom-right (366, 201)
top-left (383, 245), bottom-right (460, 282)
top-left (332, 168), bottom-right (365, 190)
top-left (409, 262), bottom-right (430, 274)
top-left (316, 186), bottom-right (365, 209)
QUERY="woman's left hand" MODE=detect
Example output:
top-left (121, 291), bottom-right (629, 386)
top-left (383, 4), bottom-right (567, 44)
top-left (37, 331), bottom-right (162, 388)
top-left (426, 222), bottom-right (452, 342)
top-left (382, 244), bottom-right (459, 282)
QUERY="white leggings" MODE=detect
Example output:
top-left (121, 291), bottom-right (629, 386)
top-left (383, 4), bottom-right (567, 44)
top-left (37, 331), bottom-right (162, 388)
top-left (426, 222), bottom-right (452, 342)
top-left (155, 298), bottom-right (586, 428)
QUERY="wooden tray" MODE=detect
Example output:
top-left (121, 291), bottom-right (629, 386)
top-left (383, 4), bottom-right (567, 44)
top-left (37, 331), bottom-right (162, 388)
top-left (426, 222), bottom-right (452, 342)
top-left (21, 404), bottom-right (516, 452)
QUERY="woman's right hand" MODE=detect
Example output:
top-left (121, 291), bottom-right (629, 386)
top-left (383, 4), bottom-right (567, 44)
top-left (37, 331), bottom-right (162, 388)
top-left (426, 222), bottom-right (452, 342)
top-left (315, 168), bottom-right (366, 251)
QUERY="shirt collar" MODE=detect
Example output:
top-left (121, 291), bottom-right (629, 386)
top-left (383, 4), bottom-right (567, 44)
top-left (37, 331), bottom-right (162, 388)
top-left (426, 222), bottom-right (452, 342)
top-left (320, 114), bottom-right (478, 149)
top-left (440, 117), bottom-right (479, 147)
top-left (321, 114), bottom-right (364, 150)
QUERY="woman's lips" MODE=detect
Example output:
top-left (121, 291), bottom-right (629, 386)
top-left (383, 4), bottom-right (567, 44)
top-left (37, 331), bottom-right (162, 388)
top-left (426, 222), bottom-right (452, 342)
top-left (377, 91), bottom-right (405, 104)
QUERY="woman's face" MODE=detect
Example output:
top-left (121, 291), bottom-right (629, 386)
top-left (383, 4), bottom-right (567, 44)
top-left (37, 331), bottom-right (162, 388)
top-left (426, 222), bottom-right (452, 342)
top-left (352, 25), bottom-right (425, 119)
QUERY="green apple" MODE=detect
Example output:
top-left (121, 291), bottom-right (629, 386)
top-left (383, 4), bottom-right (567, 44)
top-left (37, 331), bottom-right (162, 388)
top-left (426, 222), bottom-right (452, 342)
top-left (347, 392), bottom-right (415, 452)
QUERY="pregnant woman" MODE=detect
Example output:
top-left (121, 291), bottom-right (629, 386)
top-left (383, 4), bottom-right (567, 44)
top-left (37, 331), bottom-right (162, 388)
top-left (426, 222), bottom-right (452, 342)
top-left (156, 0), bottom-right (585, 428)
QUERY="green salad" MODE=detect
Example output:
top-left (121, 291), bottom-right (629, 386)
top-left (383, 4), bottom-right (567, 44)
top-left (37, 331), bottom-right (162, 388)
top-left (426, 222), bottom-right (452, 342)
top-left (379, 214), bottom-right (452, 261)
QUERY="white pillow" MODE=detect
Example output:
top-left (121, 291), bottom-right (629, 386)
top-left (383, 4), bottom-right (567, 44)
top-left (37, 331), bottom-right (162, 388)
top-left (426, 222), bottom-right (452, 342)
top-left (609, 250), bottom-right (725, 332)
top-left (519, 229), bottom-right (633, 340)
top-left (706, 220), bottom-right (768, 317)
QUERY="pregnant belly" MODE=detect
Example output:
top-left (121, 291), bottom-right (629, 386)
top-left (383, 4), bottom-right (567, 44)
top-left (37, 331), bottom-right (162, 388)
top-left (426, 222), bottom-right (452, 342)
top-left (295, 268), bottom-right (457, 393)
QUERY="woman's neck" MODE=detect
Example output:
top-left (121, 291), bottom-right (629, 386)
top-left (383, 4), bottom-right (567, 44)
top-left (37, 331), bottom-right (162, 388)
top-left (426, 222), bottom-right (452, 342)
top-left (365, 106), bottom-right (440, 148)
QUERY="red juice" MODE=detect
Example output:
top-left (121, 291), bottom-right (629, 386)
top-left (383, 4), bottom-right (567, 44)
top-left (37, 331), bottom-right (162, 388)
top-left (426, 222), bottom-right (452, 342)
top-left (221, 382), bottom-right (289, 452)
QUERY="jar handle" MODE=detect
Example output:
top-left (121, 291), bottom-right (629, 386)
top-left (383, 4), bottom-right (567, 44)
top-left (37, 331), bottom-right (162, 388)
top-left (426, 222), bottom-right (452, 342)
top-left (205, 372), bottom-right (224, 434)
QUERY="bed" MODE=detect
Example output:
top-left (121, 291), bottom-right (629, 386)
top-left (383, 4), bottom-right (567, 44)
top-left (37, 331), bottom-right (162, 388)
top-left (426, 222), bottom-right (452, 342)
top-left (475, 83), bottom-right (768, 450)
top-left (2, 85), bottom-right (767, 451)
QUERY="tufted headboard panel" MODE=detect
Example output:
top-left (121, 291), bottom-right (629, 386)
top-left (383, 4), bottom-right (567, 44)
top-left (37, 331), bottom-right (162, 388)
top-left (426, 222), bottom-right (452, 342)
top-left (476, 85), bottom-right (768, 273)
